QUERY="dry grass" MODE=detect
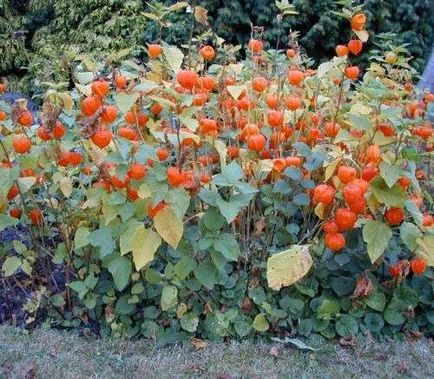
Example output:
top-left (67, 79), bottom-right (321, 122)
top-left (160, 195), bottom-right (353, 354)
top-left (1, 325), bottom-right (433, 378)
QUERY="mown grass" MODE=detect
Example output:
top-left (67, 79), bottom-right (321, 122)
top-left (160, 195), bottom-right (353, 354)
top-left (0, 326), bottom-right (433, 378)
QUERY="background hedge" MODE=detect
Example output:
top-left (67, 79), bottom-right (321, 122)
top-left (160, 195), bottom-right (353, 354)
top-left (1, 0), bottom-right (433, 91)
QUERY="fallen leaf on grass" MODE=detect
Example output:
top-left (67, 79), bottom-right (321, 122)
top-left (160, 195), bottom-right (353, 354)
top-left (338, 336), bottom-right (356, 348)
top-left (270, 337), bottom-right (319, 351)
top-left (191, 338), bottom-right (208, 350)
top-left (269, 344), bottom-right (283, 357)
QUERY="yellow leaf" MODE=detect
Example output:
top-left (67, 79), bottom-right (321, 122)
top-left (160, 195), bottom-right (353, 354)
top-left (76, 54), bottom-right (97, 72)
top-left (253, 159), bottom-right (274, 181)
top-left (179, 130), bottom-right (201, 145)
top-left (176, 302), bottom-right (188, 318)
top-left (168, 2), bottom-right (189, 11)
top-left (267, 245), bottom-right (313, 291)
top-left (350, 103), bottom-right (372, 115)
top-left (324, 158), bottom-right (342, 181)
top-left (416, 235), bottom-right (434, 267)
top-left (179, 116), bottom-right (199, 132)
top-left (194, 6), bottom-right (209, 25)
top-left (154, 206), bottom-right (183, 248)
top-left (59, 177), bottom-right (73, 198)
top-left (17, 177), bottom-right (36, 193)
top-left (354, 30), bottom-right (369, 43)
top-left (252, 313), bottom-right (269, 332)
top-left (226, 85), bottom-right (246, 100)
top-left (213, 139), bottom-right (227, 166)
top-left (163, 45), bottom-right (184, 72)
top-left (75, 83), bottom-right (92, 96)
top-left (132, 226), bottom-right (162, 271)
top-left (314, 203), bottom-right (326, 220)
top-left (59, 92), bottom-right (74, 113)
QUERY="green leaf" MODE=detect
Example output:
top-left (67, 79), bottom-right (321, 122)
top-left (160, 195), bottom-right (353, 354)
top-left (174, 255), bottom-right (197, 280)
top-left (194, 260), bottom-right (218, 290)
top-left (213, 161), bottom-right (243, 186)
top-left (317, 299), bottom-right (341, 320)
top-left (416, 235), bottom-right (434, 267)
top-left (0, 165), bottom-right (19, 194)
top-left (234, 317), bottom-right (252, 337)
top-left (363, 221), bottom-right (392, 263)
top-left (88, 227), bottom-right (115, 257)
top-left (165, 188), bottom-right (191, 220)
top-left (379, 162), bottom-right (403, 188)
top-left (346, 113), bottom-right (371, 131)
top-left (370, 177), bottom-right (407, 207)
top-left (365, 290), bottom-right (386, 312)
top-left (293, 193), bottom-right (310, 206)
top-left (405, 200), bottom-right (423, 225)
top-left (161, 285), bottom-right (178, 311)
top-left (134, 80), bottom-right (159, 93)
top-left (399, 222), bottom-right (422, 251)
top-left (2, 256), bottom-right (21, 277)
top-left (180, 313), bottom-right (199, 332)
top-left (336, 315), bottom-right (359, 337)
top-left (114, 92), bottom-right (140, 114)
top-left (76, 72), bottom-right (94, 85)
top-left (252, 313), bottom-right (269, 332)
top-left (213, 233), bottom-right (239, 261)
top-left (384, 305), bottom-right (405, 326)
top-left (74, 227), bottom-right (90, 249)
top-left (68, 281), bottom-right (87, 299)
top-left (364, 313), bottom-right (384, 332)
top-left (203, 207), bottom-right (225, 231)
top-left (215, 197), bottom-right (243, 224)
top-left (106, 256), bottom-right (132, 291)
top-left (0, 214), bottom-right (19, 231)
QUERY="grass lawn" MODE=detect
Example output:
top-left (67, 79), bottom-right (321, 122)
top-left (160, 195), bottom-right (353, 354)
top-left (1, 326), bottom-right (433, 378)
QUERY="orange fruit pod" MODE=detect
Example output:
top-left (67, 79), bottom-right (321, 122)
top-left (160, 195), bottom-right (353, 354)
top-left (91, 79), bottom-right (110, 97)
top-left (200, 45), bottom-right (215, 61)
top-left (384, 207), bottom-right (405, 226)
top-left (248, 39), bottom-right (263, 53)
top-left (287, 69), bottom-right (304, 86)
top-left (345, 66), bottom-right (360, 80)
top-left (351, 13), bottom-right (367, 31)
top-left (176, 70), bottom-right (198, 90)
top-left (325, 233), bottom-right (346, 252)
top-left (128, 163), bottom-right (147, 180)
top-left (252, 76), bottom-right (268, 93)
top-left (335, 208), bottom-right (357, 231)
top-left (17, 110), bottom-right (33, 127)
top-left (335, 45), bottom-right (349, 57)
top-left (313, 184), bottom-right (335, 205)
top-left (13, 136), bottom-right (32, 154)
top-left (410, 258), bottom-right (426, 275)
top-left (247, 134), bottom-right (266, 152)
top-left (81, 96), bottom-right (102, 116)
top-left (91, 129), bottom-right (112, 148)
top-left (148, 43), bottom-right (162, 59)
top-left (348, 39), bottom-right (363, 55)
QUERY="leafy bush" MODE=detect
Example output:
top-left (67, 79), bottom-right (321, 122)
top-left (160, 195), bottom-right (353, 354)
top-left (0, 2), bottom-right (433, 341)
